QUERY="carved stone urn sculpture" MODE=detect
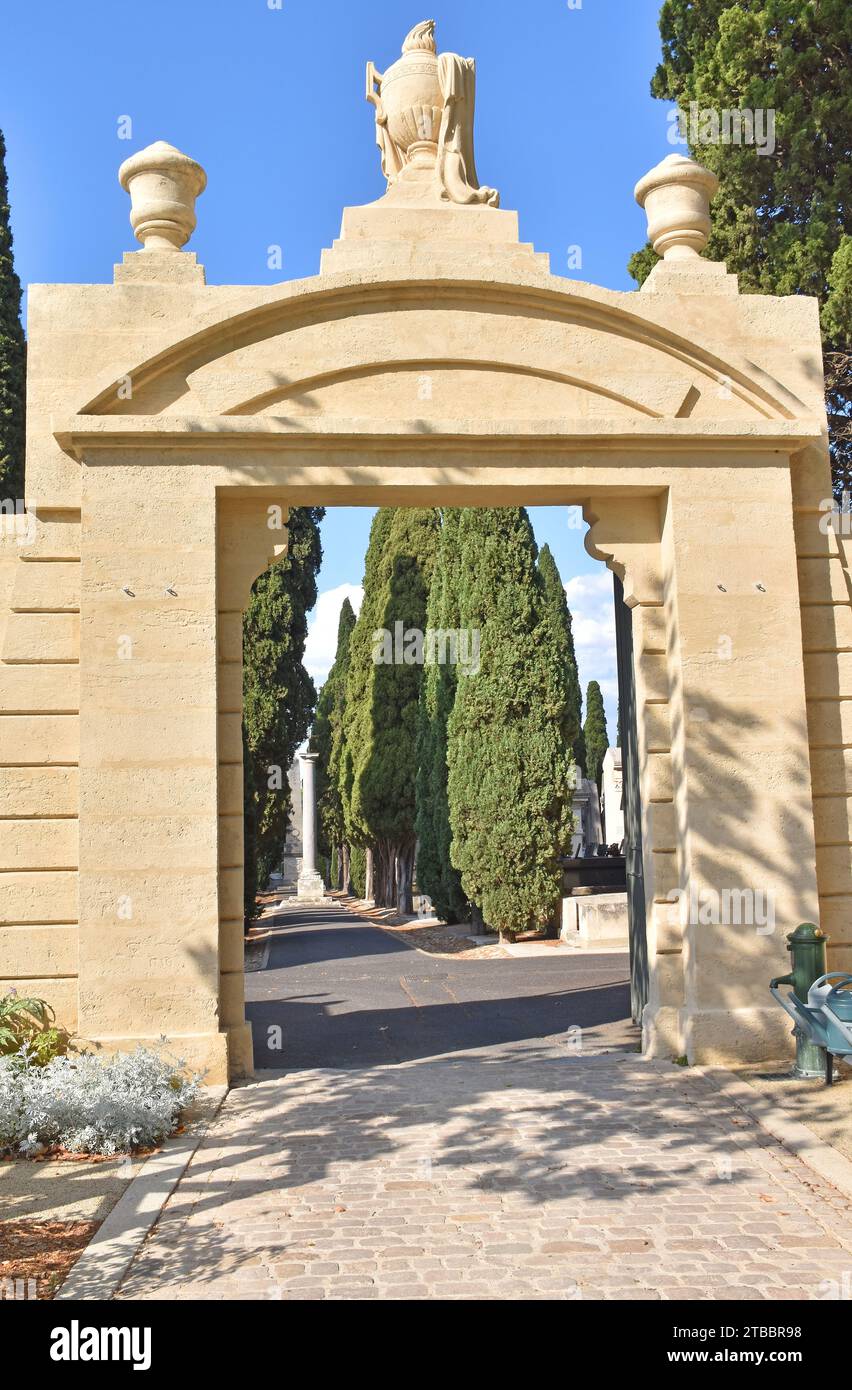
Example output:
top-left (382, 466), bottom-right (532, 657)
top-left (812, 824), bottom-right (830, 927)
top-left (367, 19), bottom-right (499, 207)
top-left (118, 140), bottom-right (207, 251)
top-left (634, 153), bottom-right (719, 261)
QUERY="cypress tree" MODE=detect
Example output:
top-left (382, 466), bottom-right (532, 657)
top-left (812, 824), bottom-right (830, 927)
top-left (349, 843), bottom-right (367, 899)
top-left (0, 129), bottom-right (25, 502)
top-left (446, 508), bottom-right (574, 937)
top-left (312, 596), bottom-right (356, 890)
top-left (337, 510), bottom-right (395, 896)
top-left (537, 543), bottom-right (584, 772)
top-left (415, 508), bottom-right (470, 923)
top-left (243, 507), bottom-right (324, 922)
top-left (342, 507), bottom-right (441, 912)
top-left (584, 680), bottom-right (609, 792)
top-left (574, 722), bottom-right (587, 780)
top-left (629, 0), bottom-right (852, 494)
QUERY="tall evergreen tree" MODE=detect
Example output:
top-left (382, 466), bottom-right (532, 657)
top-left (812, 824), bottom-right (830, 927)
top-left (242, 507), bottom-right (324, 923)
top-left (343, 507), bottom-right (441, 912)
top-left (446, 508), bottom-right (574, 937)
top-left (629, 0), bottom-right (852, 494)
top-left (415, 509), bottom-right (470, 923)
top-left (349, 843), bottom-right (367, 899)
top-left (312, 596), bottom-right (356, 890)
top-left (537, 543), bottom-right (584, 771)
top-left (583, 680), bottom-right (609, 792)
top-left (337, 509), bottom-right (395, 901)
top-left (0, 129), bottom-right (25, 502)
top-left (574, 720), bottom-right (588, 780)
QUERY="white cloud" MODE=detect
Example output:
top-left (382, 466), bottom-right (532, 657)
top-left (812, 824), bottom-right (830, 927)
top-left (564, 571), bottom-right (619, 738)
top-left (304, 584), bottom-right (363, 684)
top-left (564, 572), bottom-right (615, 647)
top-left (304, 572), bottom-right (619, 742)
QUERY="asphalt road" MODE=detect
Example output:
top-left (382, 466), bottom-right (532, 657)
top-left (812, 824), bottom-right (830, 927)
top-left (245, 904), bottom-right (635, 1070)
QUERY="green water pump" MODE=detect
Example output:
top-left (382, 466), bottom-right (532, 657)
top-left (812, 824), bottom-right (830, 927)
top-left (771, 923), bottom-right (828, 1078)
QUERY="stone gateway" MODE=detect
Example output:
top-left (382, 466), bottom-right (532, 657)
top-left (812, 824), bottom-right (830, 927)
top-left (0, 21), bottom-right (848, 1082)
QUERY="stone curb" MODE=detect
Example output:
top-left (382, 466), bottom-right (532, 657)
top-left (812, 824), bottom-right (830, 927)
top-left (693, 1063), bottom-right (852, 1203)
top-left (54, 1086), bottom-right (228, 1302)
top-left (335, 896), bottom-right (451, 956)
top-left (288, 893), bottom-right (479, 947)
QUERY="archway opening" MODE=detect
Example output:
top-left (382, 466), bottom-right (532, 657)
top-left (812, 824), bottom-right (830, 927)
top-left (238, 503), bottom-right (637, 1073)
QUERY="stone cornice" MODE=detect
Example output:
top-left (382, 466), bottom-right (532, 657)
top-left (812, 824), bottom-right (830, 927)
top-left (55, 412), bottom-right (822, 459)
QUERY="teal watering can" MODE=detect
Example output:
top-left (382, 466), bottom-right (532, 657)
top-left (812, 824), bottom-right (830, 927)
top-left (770, 970), bottom-right (852, 1085)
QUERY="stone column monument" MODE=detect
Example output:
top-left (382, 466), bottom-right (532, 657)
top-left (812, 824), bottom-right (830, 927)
top-left (296, 753), bottom-right (325, 903)
top-left (277, 759), bottom-right (303, 891)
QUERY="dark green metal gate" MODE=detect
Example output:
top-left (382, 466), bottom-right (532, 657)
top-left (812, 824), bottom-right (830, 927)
top-left (614, 575), bottom-right (649, 1023)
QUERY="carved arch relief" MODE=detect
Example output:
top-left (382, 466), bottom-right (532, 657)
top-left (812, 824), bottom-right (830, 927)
top-left (71, 281), bottom-right (811, 435)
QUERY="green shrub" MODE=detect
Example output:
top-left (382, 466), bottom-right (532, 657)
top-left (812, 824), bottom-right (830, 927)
top-left (0, 1046), bottom-right (200, 1156)
top-left (0, 990), bottom-right (69, 1061)
top-left (27, 1028), bottom-right (68, 1067)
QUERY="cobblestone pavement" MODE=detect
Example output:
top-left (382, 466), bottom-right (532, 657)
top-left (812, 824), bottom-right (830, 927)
top-left (117, 1044), bottom-right (852, 1301)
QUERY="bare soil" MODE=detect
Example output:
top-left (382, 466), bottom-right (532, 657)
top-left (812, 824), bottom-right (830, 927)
top-left (734, 1059), bottom-right (852, 1163)
top-left (0, 1218), bottom-right (99, 1300)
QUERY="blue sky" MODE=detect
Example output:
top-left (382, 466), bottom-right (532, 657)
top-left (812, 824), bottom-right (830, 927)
top-left (2, 0), bottom-right (673, 735)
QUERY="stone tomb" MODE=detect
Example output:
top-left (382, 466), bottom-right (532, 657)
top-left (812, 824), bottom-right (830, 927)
top-left (602, 748), bottom-right (625, 849)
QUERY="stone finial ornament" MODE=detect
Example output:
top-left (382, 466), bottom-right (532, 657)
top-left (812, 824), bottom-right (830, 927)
top-left (118, 141), bottom-right (207, 251)
top-left (634, 154), bottom-right (719, 260)
top-left (366, 19), bottom-right (499, 207)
